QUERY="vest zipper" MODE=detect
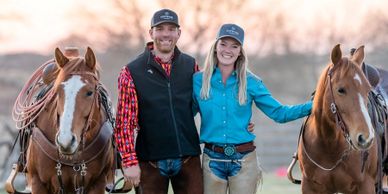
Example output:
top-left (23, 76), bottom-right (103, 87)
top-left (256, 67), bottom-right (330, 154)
top-left (167, 82), bottom-right (183, 156)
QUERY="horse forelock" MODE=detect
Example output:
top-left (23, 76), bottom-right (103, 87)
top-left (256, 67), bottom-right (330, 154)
top-left (53, 57), bottom-right (100, 89)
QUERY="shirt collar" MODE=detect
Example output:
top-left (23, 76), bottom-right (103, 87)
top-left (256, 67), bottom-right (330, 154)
top-left (213, 67), bottom-right (237, 76)
top-left (213, 67), bottom-right (237, 84)
top-left (146, 41), bottom-right (177, 65)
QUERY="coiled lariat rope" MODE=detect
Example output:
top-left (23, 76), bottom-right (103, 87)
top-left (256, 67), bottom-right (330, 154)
top-left (12, 60), bottom-right (56, 130)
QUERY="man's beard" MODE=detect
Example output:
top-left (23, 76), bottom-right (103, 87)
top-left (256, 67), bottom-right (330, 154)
top-left (155, 40), bottom-right (175, 53)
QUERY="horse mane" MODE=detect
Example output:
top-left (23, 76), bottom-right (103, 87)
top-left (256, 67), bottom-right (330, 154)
top-left (313, 64), bottom-right (330, 113)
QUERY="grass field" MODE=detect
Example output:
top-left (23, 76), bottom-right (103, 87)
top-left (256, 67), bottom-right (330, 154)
top-left (113, 171), bottom-right (302, 194)
top-left (1, 171), bottom-right (301, 194)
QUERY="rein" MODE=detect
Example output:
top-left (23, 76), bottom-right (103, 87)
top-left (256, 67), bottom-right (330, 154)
top-left (301, 117), bottom-right (351, 171)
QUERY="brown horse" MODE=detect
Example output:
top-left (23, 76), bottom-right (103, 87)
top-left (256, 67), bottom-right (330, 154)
top-left (25, 48), bottom-right (114, 194)
top-left (298, 44), bottom-right (378, 193)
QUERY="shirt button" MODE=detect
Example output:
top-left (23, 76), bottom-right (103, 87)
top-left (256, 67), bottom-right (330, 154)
top-left (223, 134), bottom-right (226, 137)
top-left (223, 121), bottom-right (226, 124)
top-left (222, 106), bottom-right (226, 110)
top-left (222, 93), bottom-right (226, 96)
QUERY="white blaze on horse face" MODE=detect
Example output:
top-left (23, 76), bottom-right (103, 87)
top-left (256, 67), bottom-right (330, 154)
top-left (57, 75), bottom-right (85, 149)
top-left (358, 93), bottom-right (375, 140)
top-left (354, 73), bottom-right (362, 85)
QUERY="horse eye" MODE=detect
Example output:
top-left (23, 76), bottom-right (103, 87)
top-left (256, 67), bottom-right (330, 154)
top-left (86, 91), bottom-right (93, 97)
top-left (337, 88), bottom-right (346, 94)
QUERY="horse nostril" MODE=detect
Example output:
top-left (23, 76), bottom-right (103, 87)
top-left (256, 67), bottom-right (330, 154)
top-left (357, 134), bottom-right (365, 144)
top-left (71, 135), bottom-right (77, 145)
top-left (358, 134), bottom-right (366, 144)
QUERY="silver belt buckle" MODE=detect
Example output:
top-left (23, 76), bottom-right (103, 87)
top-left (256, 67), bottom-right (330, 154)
top-left (223, 145), bottom-right (236, 156)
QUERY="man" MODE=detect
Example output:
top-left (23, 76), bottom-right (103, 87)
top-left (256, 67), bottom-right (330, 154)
top-left (114, 8), bottom-right (203, 194)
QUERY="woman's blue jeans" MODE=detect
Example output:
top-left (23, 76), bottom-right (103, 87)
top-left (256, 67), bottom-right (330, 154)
top-left (202, 147), bottom-right (261, 194)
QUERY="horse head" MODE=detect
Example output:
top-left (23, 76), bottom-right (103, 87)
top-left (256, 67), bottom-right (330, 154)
top-left (317, 44), bottom-right (374, 150)
top-left (53, 47), bottom-right (101, 155)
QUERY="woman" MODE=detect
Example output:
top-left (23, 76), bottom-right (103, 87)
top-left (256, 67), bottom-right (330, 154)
top-left (192, 23), bottom-right (312, 194)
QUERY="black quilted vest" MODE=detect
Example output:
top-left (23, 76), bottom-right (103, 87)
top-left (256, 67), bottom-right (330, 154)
top-left (126, 46), bottom-right (200, 161)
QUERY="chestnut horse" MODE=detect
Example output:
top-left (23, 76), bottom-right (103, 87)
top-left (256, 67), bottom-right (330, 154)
top-left (25, 48), bottom-right (114, 194)
top-left (298, 44), bottom-right (378, 193)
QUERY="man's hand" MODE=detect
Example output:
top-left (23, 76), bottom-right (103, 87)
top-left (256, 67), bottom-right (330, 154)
top-left (248, 122), bottom-right (255, 132)
top-left (122, 164), bottom-right (141, 187)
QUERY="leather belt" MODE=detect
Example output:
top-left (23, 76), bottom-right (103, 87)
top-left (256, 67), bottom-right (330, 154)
top-left (205, 142), bottom-right (256, 156)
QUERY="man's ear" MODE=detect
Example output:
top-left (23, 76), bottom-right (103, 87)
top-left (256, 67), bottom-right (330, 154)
top-left (149, 28), bottom-right (153, 39)
top-left (177, 28), bottom-right (181, 38)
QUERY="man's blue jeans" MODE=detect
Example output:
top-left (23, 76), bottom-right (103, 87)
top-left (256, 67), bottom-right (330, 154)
top-left (138, 156), bottom-right (203, 194)
top-left (157, 158), bottom-right (182, 177)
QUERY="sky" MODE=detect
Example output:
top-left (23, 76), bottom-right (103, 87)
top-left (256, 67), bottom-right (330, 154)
top-left (1, 0), bottom-right (388, 55)
top-left (0, 0), bottom-right (78, 53)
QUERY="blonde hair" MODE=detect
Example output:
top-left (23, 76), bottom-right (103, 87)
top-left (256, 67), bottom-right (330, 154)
top-left (200, 40), bottom-right (248, 105)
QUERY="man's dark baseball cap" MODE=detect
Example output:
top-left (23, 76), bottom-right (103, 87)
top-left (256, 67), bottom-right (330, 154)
top-left (217, 23), bottom-right (244, 46)
top-left (151, 9), bottom-right (180, 28)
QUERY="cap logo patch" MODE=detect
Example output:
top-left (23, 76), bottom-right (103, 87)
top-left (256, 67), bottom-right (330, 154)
top-left (160, 12), bottom-right (173, 20)
top-left (226, 28), bottom-right (239, 36)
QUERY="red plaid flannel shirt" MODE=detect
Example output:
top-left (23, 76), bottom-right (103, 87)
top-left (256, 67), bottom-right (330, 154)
top-left (114, 46), bottom-right (199, 167)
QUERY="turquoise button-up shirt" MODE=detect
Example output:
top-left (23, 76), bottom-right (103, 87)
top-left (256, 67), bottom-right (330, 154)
top-left (193, 68), bottom-right (312, 144)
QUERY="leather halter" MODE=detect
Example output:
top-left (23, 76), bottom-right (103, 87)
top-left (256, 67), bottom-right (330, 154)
top-left (67, 70), bottom-right (100, 154)
top-left (327, 65), bottom-right (355, 149)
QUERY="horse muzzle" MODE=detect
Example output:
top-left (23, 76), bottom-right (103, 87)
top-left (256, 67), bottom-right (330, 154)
top-left (56, 133), bottom-right (79, 155)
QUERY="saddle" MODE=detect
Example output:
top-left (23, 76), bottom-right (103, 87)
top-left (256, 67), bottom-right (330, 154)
top-left (363, 63), bottom-right (388, 168)
top-left (363, 63), bottom-right (380, 88)
top-left (364, 63), bottom-right (387, 135)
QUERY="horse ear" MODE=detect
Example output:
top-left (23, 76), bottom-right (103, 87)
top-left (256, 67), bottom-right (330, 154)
top-left (352, 45), bottom-right (365, 67)
top-left (55, 48), bottom-right (69, 68)
top-left (331, 44), bottom-right (342, 66)
top-left (85, 47), bottom-right (96, 70)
